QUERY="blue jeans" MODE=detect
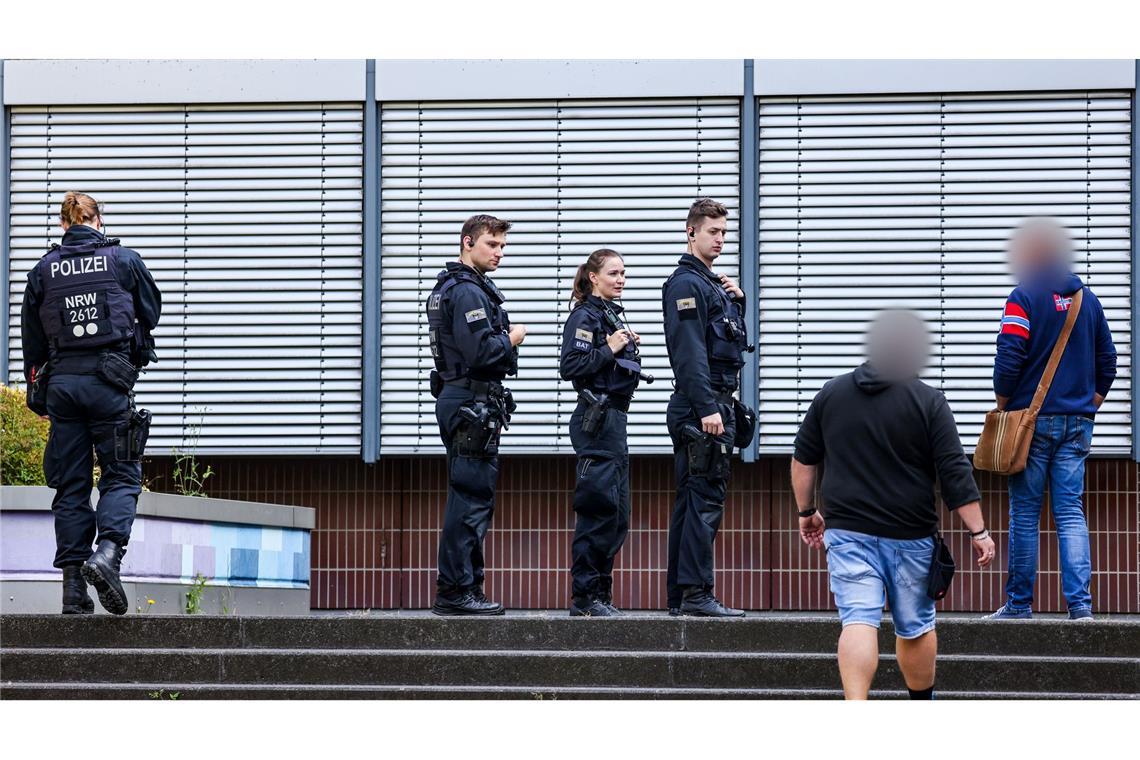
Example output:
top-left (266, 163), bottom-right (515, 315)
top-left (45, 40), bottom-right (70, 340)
top-left (824, 528), bottom-right (937, 639)
top-left (1005, 415), bottom-right (1094, 614)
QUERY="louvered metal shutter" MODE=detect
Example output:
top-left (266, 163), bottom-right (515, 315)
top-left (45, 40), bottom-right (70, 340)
top-left (380, 99), bottom-right (741, 453)
top-left (757, 91), bottom-right (1132, 453)
top-left (6, 104), bottom-right (364, 453)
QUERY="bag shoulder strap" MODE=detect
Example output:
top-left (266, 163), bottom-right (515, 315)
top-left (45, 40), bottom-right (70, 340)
top-left (1028, 288), bottom-right (1084, 414)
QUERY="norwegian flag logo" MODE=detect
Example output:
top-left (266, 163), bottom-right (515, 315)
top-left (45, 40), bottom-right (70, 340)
top-left (1054, 294), bottom-right (1073, 312)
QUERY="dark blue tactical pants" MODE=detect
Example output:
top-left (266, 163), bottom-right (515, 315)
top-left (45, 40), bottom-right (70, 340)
top-left (665, 394), bottom-right (736, 608)
top-left (44, 373), bottom-right (142, 568)
top-left (569, 402), bottom-right (631, 603)
top-left (435, 385), bottom-right (499, 594)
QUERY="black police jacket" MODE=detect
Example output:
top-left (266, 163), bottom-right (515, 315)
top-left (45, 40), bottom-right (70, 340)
top-left (21, 225), bottom-right (162, 382)
top-left (662, 253), bottom-right (748, 418)
top-left (559, 294), bottom-right (641, 399)
top-left (426, 261), bottom-right (515, 382)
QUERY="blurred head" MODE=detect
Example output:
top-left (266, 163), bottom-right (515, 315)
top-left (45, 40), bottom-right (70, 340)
top-left (59, 191), bottom-right (103, 231)
top-left (571, 248), bottom-right (624, 306)
top-left (1009, 217), bottom-right (1073, 280)
top-left (685, 198), bottom-right (728, 265)
top-left (866, 310), bottom-right (930, 382)
top-left (458, 214), bottom-right (511, 274)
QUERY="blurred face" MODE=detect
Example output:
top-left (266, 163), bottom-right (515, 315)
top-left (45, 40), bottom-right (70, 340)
top-left (867, 311), bottom-right (930, 381)
top-left (590, 255), bottom-right (626, 300)
top-left (1010, 230), bottom-right (1067, 280)
top-left (463, 231), bottom-right (507, 274)
top-left (689, 216), bottom-right (727, 265)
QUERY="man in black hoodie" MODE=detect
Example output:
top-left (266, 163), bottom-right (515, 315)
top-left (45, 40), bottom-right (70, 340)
top-left (792, 311), bottom-right (995, 700)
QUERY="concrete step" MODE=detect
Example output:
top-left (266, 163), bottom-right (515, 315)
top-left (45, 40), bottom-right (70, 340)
top-left (4, 614), bottom-right (1138, 658)
top-left (2, 647), bottom-right (1137, 694)
top-left (4, 682), bottom-right (1137, 700)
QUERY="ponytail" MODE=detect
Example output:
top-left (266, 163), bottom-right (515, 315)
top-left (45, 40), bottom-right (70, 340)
top-left (570, 248), bottom-right (621, 308)
top-left (60, 191), bottom-right (102, 228)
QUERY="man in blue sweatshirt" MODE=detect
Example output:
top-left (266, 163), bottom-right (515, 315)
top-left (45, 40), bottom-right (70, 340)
top-left (987, 218), bottom-right (1117, 621)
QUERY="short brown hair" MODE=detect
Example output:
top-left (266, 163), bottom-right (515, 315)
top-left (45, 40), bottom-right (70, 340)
top-left (686, 197), bottom-right (729, 232)
top-left (60, 191), bottom-right (103, 227)
top-left (460, 214), bottom-right (512, 250)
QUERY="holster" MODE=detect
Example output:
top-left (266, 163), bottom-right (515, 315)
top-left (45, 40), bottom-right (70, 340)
top-left (453, 402), bottom-right (500, 458)
top-left (96, 352), bottom-right (140, 392)
top-left (115, 406), bottom-right (152, 462)
top-left (579, 391), bottom-right (610, 435)
top-left (683, 425), bottom-right (731, 479)
top-left (732, 399), bottom-right (757, 449)
top-left (429, 370), bottom-right (444, 399)
top-left (26, 362), bottom-right (50, 416)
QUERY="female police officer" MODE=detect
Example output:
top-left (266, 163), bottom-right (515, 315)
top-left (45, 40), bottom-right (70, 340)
top-left (20, 191), bottom-right (161, 615)
top-left (559, 249), bottom-right (644, 616)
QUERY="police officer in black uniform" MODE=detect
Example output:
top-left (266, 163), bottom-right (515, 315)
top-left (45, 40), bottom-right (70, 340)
top-left (559, 248), bottom-right (648, 617)
top-left (426, 214), bottom-right (526, 616)
top-left (662, 198), bottom-right (755, 617)
top-left (21, 192), bottom-right (161, 615)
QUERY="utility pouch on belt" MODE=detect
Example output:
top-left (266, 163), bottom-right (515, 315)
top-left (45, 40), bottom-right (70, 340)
top-left (115, 407), bottom-right (152, 462)
top-left (579, 389), bottom-right (609, 435)
top-left (429, 370), bottom-right (444, 399)
top-left (27, 363), bottom-right (50, 415)
top-left (454, 402), bottom-right (500, 457)
top-left (732, 399), bottom-right (757, 449)
top-left (96, 352), bottom-right (139, 392)
top-left (682, 424), bottom-right (730, 479)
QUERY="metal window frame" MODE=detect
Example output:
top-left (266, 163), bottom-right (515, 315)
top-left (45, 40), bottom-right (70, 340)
top-left (363, 59), bottom-right (381, 463)
top-left (1, 59), bottom-right (8, 385)
top-left (739, 60), bottom-right (760, 462)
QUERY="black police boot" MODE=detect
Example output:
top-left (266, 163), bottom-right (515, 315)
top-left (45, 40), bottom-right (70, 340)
top-left (569, 597), bottom-right (613, 617)
top-left (431, 589), bottom-right (505, 616)
top-left (61, 565), bottom-right (94, 615)
top-left (680, 587), bottom-right (745, 618)
top-left (81, 540), bottom-right (129, 615)
top-left (668, 606), bottom-right (683, 617)
top-left (598, 592), bottom-right (622, 615)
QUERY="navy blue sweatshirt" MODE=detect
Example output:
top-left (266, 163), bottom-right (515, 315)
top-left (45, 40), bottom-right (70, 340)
top-left (993, 266), bottom-right (1116, 416)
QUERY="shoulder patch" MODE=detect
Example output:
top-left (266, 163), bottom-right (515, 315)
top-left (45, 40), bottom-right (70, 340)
top-left (428, 293), bottom-right (442, 311)
top-left (575, 328), bottom-right (593, 342)
top-left (465, 308), bottom-right (487, 323)
top-left (676, 297), bottom-right (697, 311)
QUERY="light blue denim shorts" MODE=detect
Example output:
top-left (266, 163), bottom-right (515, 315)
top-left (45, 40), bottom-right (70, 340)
top-left (824, 528), bottom-right (937, 639)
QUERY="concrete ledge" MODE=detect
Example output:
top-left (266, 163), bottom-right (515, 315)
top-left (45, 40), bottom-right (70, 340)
top-left (0, 580), bottom-right (307, 616)
top-left (0, 486), bottom-right (314, 530)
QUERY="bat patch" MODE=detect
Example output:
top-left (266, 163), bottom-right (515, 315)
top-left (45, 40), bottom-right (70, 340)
top-left (575, 328), bottom-right (593, 342)
top-left (465, 308), bottom-right (487, 323)
top-left (676, 297), bottom-right (696, 311)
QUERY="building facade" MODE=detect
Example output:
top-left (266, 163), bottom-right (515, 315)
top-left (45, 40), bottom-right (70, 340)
top-left (3, 59), bottom-right (1137, 611)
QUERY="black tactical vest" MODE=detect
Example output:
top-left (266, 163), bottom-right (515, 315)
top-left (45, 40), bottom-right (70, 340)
top-left (38, 240), bottom-right (136, 354)
top-left (426, 265), bottom-right (512, 382)
top-left (574, 298), bottom-right (642, 398)
top-left (663, 263), bottom-right (749, 378)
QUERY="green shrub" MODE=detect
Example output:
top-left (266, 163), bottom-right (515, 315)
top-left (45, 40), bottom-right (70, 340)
top-left (1, 383), bottom-right (49, 486)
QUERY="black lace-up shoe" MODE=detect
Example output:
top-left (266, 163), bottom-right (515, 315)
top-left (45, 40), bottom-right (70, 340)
top-left (569, 598), bottom-right (613, 617)
top-left (431, 590), bottom-right (505, 616)
top-left (61, 565), bottom-right (94, 615)
top-left (680, 588), bottom-right (745, 618)
top-left (81, 540), bottom-right (129, 615)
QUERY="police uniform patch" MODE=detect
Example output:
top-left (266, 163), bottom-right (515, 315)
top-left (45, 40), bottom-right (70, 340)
top-left (465, 308), bottom-right (487, 323)
top-left (575, 328), bottom-right (593, 342)
top-left (676, 297), bottom-right (696, 311)
top-left (428, 293), bottom-right (441, 310)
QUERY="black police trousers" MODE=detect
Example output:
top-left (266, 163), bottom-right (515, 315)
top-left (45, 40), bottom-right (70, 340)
top-left (568, 401), bottom-right (631, 604)
top-left (435, 384), bottom-right (499, 594)
top-left (665, 393), bottom-right (736, 608)
top-left (44, 373), bottom-right (142, 568)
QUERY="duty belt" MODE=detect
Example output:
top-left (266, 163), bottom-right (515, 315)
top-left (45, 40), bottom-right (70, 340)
top-left (50, 353), bottom-right (106, 374)
top-left (444, 377), bottom-right (504, 399)
top-left (712, 388), bottom-right (736, 404)
top-left (577, 393), bottom-right (631, 413)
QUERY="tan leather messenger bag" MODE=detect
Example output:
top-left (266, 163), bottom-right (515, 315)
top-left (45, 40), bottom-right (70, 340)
top-left (974, 288), bottom-right (1083, 475)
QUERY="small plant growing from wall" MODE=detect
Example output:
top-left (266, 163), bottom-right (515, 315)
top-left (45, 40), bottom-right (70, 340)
top-left (185, 574), bottom-right (208, 615)
top-left (172, 408), bottom-right (213, 497)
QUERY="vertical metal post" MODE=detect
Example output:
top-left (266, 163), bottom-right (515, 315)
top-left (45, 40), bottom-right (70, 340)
top-left (0, 59), bottom-right (10, 385)
top-left (1132, 61), bottom-right (1138, 462)
top-left (740, 59), bottom-right (760, 462)
top-left (362, 59), bottom-right (380, 463)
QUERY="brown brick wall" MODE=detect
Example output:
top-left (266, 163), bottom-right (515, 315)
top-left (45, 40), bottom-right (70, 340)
top-left (144, 456), bottom-right (1139, 613)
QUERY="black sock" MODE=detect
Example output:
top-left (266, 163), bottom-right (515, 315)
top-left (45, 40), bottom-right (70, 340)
top-left (907, 685), bottom-right (934, 700)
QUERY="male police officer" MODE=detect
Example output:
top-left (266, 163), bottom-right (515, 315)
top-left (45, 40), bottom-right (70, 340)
top-left (21, 192), bottom-right (161, 615)
top-left (426, 214), bottom-right (526, 615)
top-left (662, 198), bottom-right (753, 617)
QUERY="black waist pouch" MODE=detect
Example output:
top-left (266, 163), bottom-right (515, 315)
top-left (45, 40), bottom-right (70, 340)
top-left (732, 399), bottom-right (757, 449)
top-left (27, 363), bottom-right (50, 415)
top-left (96, 352), bottom-right (139, 392)
top-left (926, 532), bottom-right (956, 601)
top-left (429, 370), bottom-right (444, 399)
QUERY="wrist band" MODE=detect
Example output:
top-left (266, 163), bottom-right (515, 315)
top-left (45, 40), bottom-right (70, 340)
top-left (970, 529), bottom-right (989, 540)
top-left (797, 507), bottom-right (817, 518)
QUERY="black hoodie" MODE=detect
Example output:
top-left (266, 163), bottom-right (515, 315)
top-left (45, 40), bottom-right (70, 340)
top-left (793, 362), bottom-right (980, 540)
